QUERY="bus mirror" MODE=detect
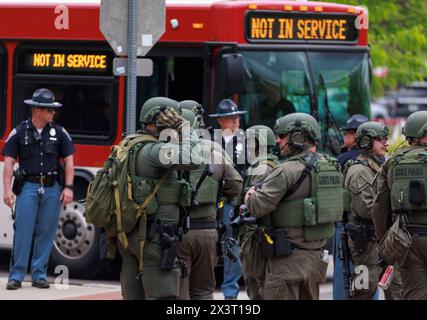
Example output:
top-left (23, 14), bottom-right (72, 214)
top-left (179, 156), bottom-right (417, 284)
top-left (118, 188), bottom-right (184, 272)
top-left (220, 53), bottom-right (245, 94)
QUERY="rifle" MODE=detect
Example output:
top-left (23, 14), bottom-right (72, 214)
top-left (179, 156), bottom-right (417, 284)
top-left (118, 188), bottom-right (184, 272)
top-left (338, 213), bottom-right (353, 299)
top-left (318, 74), bottom-right (343, 156)
top-left (218, 203), bottom-right (239, 262)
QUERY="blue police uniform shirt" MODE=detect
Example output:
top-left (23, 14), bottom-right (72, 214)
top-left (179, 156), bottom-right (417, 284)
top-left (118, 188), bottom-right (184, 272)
top-left (2, 119), bottom-right (75, 175)
top-left (337, 148), bottom-right (360, 170)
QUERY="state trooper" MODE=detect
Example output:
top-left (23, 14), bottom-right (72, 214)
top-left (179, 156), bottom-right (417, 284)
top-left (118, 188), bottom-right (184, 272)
top-left (343, 121), bottom-right (401, 300)
top-left (373, 111), bottom-right (427, 300)
top-left (244, 113), bottom-right (343, 299)
top-left (2, 88), bottom-right (75, 290)
top-left (240, 125), bottom-right (279, 300)
top-left (209, 99), bottom-right (247, 299)
top-left (178, 100), bottom-right (243, 300)
top-left (118, 97), bottom-right (202, 300)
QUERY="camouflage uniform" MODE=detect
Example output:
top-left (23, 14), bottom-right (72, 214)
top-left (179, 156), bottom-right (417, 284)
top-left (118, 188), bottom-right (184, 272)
top-left (118, 97), bottom-right (202, 300)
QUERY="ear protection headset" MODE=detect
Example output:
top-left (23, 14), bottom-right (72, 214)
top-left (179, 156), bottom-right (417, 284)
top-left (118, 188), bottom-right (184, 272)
top-left (357, 129), bottom-right (374, 150)
top-left (288, 120), bottom-right (305, 149)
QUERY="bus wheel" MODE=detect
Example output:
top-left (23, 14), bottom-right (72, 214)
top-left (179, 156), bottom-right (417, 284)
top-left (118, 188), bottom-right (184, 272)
top-left (49, 200), bottom-right (104, 279)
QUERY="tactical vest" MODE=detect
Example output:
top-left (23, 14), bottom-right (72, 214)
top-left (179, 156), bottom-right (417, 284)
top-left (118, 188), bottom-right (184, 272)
top-left (342, 158), bottom-right (372, 220)
top-left (271, 153), bottom-right (344, 241)
top-left (245, 155), bottom-right (280, 228)
top-left (389, 147), bottom-right (427, 225)
top-left (188, 165), bottom-right (219, 219)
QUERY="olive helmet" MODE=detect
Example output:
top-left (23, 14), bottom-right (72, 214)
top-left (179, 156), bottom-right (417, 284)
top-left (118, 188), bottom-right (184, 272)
top-left (181, 109), bottom-right (196, 127)
top-left (246, 125), bottom-right (276, 147)
top-left (180, 100), bottom-right (204, 116)
top-left (139, 97), bottom-right (180, 125)
top-left (274, 113), bottom-right (321, 145)
top-left (402, 111), bottom-right (427, 139)
top-left (356, 121), bottom-right (389, 150)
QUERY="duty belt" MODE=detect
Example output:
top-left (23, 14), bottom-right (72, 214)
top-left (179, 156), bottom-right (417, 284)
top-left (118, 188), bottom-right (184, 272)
top-left (189, 219), bottom-right (217, 230)
top-left (406, 225), bottom-right (427, 237)
top-left (24, 173), bottom-right (58, 186)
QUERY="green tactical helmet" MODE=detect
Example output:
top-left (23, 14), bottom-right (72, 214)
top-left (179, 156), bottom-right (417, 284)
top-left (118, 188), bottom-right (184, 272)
top-left (247, 125), bottom-right (276, 147)
top-left (274, 112), bottom-right (321, 142)
top-left (402, 111), bottom-right (427, 139)
top-left (356, 121), bottom-right (389, 149)
top-left (139, 97), bottom-right (180, 125)
top-left (181, 109), bottom-right (196, 127)
top-left (179, 100), bottom-right (204, 116)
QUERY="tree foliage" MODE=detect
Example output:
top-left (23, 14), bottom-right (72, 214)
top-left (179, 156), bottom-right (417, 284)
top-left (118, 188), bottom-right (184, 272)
top-left (329, 0), bottom-right (427, 96)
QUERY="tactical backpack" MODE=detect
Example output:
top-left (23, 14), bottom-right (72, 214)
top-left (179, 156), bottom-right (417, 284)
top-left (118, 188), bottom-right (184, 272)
top-left (85, 133), bottom-right (168, 256)
top-left (390, 147), bottom-right (427, 224)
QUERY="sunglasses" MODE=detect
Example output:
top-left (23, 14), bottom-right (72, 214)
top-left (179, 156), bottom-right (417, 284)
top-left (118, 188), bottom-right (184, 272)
top-left (43, 107), bottom-right (55, 113)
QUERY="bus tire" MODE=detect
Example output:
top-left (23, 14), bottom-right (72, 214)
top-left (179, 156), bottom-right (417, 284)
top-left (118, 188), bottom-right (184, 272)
top-left (49, 181), bottom-right (104, 279)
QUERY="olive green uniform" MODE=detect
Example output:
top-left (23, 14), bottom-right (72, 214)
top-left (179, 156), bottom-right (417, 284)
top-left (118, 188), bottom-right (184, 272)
top-left (118, 131), bottom-right (202, 300)
top-left (178, 140), bottom-right (243, 300)
top-left (344, 154), bottom-right (402, 300)
top-left (241, 154), bottom-right (278, 300)
top-left (373, 145), bottom-right (427, 300)
top-left (246, 150), bottom-right (333, 300)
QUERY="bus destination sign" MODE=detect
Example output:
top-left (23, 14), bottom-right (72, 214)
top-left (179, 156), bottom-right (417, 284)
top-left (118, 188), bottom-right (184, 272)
top-left (19, 50), bottom-right (112, 75)
top-left (246, 11), bottom-right (358, 43)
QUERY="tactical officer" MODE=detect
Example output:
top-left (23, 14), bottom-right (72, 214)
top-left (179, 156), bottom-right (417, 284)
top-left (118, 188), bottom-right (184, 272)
top-left (118, 97), bottom-right (203, 300)
top-left (244, 113), bottom-right (343, 300)
top-left (373, 111), bottom-right (427, 300)
top-left (333, 113), bottom-right (368, 300)
top-left (2, 88), bottom-right (75, 290)
top-left (343, 122), bottom-right (402, 300)
top-left (240, 125), bottom-right (279, 300)
top-left (209, 98), bottom-right (247, 299)
top-left (178, 100), bottom-right (243, 300)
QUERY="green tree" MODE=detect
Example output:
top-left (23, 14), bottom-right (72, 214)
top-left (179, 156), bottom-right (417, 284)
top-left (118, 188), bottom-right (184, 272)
top-left (330, 0), bottom-right (427, 96)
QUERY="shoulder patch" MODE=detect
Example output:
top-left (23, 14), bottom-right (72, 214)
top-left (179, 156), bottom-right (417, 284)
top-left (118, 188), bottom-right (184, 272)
top-left (5, 129), bottom-right (17, 143)
top-left (62, 128), bottom-right (72, 141)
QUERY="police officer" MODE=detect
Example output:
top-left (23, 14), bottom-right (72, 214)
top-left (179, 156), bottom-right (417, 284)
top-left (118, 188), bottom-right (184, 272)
top-left (344, 122), bottom-right (402, 300)
top-left (178, 100), bottom-right (243, 300)
top-left (2, 88), bottom-right (75, 290)
top-left (240, 125), bottom-right (279, 300)
top-left (244, 113), bottom-right (343, 300)
top-left (209, 99), bottom-right (247, 299)
top-left (118, 97), bottom-right (202, 300)
top-left (373, 111), bottom-right (427, 300)
top-left (333, 113), bottom-right (368, 300)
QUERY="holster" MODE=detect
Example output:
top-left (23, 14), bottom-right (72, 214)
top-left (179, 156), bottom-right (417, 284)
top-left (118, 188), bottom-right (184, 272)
top-left (12, 169), bottom-right (26, 196)
top-left (347, 222), bottom-right (374, 253)
top-left (274, 228), bottom-right (293, 257)
top-left (58, 164), bottom-right (65, 186)
top-left (159, 232), bottom-right (179, 270)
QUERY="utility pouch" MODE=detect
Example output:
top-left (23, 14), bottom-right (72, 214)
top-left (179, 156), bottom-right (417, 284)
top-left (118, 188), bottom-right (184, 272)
top-left (347, 223), bottom-right (369, 253)
top-left (409, 179), bottom-right (425, 206)
top-left (304, 197), bottom-right (317, 226)
top-left (258, 227), bottom-right (275, 258)
top-left (160, 232), bottom-right (179, 270)
top-left (12, 169), bottom-right (25, 196)
top-left (274, 228), bottom-right (293, 257)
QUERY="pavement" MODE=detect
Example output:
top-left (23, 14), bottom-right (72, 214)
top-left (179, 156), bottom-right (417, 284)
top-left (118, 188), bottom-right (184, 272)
top-left (0, 255), bottom-right (335, 300)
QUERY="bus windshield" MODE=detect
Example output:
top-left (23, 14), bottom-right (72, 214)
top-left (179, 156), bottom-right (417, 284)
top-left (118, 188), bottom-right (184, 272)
top-left (236, 50), bottom-right (371, 131)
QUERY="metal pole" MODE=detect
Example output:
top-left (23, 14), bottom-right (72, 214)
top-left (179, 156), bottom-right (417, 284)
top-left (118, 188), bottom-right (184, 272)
top-left (126, 0), bottom-right (138, 135)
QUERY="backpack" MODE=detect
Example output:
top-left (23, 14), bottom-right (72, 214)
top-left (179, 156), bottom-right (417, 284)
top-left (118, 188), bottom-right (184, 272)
top-left (85, 133), bottom-right (168, 252)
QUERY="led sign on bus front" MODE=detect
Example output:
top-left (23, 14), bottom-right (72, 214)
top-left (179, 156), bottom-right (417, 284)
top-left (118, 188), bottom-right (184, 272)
top-left (32, 53), bottom-right (107, 70)
top-left (246, 12), bottom-right (358, 43)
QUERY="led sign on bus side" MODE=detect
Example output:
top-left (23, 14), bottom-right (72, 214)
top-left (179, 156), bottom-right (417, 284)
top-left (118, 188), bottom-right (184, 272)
top-left (32, 53), bottom-right (107, 70)
top-left (246, 12), bottom-right (358, 43)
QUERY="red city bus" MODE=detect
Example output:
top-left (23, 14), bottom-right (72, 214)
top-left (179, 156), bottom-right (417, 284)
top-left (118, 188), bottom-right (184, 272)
top-left (0, 0), bottom-right (370, 278)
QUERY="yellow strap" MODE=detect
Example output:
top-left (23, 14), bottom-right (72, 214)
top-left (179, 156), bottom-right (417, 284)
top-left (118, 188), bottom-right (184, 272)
top-left (137, 171), bottom-right (169, 215)
top-left (113, 181), bottom-right (128, 249)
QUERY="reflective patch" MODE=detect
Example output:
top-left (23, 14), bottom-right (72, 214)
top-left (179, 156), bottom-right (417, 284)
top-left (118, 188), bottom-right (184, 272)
top-left (5, 129), bottom-right (17, 143)
top-left (62, 128), bottom-right (72, 141)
